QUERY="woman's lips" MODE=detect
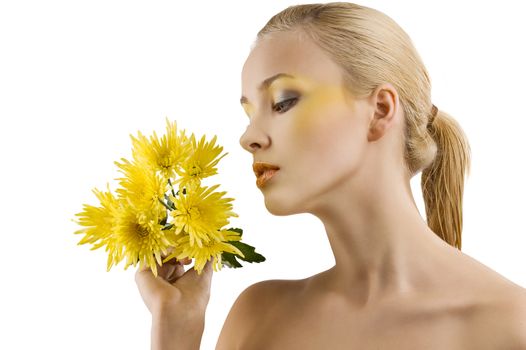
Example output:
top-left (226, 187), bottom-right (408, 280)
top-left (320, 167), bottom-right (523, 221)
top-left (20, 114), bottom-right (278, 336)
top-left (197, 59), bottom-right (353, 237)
top-left (253, 162), bottom-right (280, 177)
top-left (256, 169), bottom-right (279, 188)
top-left (253, 162), bottom-right (281, 188)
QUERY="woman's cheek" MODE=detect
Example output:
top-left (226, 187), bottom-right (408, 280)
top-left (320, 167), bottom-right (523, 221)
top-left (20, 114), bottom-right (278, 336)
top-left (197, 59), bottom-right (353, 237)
top-left (291, 85), bottom-right (349, 144)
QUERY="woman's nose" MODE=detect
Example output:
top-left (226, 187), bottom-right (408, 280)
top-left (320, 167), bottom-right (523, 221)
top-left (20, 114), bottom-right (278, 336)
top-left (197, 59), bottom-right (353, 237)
top-left (239, 124), bottom-right (270, 153)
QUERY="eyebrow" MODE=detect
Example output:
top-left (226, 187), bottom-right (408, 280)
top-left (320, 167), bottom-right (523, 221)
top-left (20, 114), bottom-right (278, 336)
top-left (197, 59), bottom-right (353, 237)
top-left (240, 73), bottom-right (295, 105)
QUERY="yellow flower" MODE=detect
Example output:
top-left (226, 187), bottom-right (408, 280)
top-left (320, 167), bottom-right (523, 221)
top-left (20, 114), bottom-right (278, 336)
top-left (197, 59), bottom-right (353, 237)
top-left (163, 229), bottom-right (245, 275)
top-left (112, 205), bottom-right (177, 277)
top-left (73, 183), bottom-right (125, 271)
top-left (73, 119), bottom-right (264, 276)
top-left (169, 183), bottom-right (238, 248)
top-left (130, 117), bottom-right (191, 180)
top-left (114, 157), bottom-right (167, 225)
top-left (173, 133), bottom-right (228, 191)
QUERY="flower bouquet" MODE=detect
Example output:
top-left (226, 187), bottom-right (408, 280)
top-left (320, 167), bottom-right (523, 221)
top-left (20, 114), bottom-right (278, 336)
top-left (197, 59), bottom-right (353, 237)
top-left (72, 117), bottom-right (265, 276)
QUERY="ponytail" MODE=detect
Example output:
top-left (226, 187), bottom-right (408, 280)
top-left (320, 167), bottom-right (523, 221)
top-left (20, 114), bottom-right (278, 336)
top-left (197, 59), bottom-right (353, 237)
top-left (421, 109), bottom-right (471, 250)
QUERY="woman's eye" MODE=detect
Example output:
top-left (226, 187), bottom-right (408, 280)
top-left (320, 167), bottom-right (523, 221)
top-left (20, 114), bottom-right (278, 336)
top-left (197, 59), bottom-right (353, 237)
top-left (272, 97), bottom-right (298, 113)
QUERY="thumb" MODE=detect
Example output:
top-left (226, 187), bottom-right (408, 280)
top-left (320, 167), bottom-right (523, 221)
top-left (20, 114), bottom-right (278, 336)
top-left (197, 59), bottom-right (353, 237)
top-left (178, 257), bottom-right (214, 291)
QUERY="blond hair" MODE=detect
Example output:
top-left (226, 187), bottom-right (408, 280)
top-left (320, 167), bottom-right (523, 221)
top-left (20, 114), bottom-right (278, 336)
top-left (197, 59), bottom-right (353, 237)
top-left (254, 2), bottom-right (471, 250)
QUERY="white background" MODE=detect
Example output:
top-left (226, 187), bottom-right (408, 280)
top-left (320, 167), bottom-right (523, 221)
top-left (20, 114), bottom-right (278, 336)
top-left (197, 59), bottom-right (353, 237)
top-left (1, 1), bottom-right (525, 349)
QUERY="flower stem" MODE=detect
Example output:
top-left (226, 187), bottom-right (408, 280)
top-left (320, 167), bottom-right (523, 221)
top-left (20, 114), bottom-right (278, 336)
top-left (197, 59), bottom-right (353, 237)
top-left (158, 198), bottom-right (172, 211)
top-left (167, 178), bottom-right (176, 197)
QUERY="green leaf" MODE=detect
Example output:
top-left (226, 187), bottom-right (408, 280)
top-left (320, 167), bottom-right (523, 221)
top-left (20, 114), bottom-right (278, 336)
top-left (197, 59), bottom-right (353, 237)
top-left (159, 216), bottom-right (167, 226)
top-left (220, 240), bottom-right (266, 269)
top-left (221, 252), bottom-right (244, 268)
top-left (229, 241), bottom-right (266, 263)
top-left (225, 227), bottom-right (243, 238)
top-left (161, 223), bottom-right (174, 231)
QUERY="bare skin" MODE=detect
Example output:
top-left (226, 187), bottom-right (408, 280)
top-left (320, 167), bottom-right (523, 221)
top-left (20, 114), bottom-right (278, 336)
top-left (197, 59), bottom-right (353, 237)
top-left (215, 29), bottom-right (526, 349)
top-left (227, 249), bottom-right (526, 350)
top-left (133, 27), bottom-right (525, 350)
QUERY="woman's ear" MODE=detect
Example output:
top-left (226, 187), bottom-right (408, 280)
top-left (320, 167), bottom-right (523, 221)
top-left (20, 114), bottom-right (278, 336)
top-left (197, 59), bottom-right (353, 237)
top-left (367, 83), bottom-right (399, 142)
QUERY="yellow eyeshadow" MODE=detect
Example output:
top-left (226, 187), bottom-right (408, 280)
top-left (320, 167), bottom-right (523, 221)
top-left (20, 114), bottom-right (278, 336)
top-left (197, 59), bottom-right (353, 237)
top-left (242, 104), bottom-right (254, 118)
top-left (241, 74), bottom-right (350, 121)
top-left (291, 84), bottom-right (348, 132)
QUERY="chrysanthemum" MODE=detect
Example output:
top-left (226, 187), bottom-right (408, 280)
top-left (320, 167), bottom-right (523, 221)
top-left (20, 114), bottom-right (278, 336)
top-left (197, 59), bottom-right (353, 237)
top-left (114, 157), bottom-right (167, 225)
top-left (163, 229), bottom-right (245, 275)
top-left (168, 183), bottom-right (238, 248)
top-left (114, 204), bottom-right (178, 277)
top-left (173, 133), bottom-right (228, 191)
top-left (130, 117), bottom-right (191, 180)
top-left (73, 183), bottom-right (125, 271)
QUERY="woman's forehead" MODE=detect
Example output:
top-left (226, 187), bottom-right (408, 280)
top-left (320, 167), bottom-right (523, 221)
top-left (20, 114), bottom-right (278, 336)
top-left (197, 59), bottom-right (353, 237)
top-left (241, 43), bottom-right (345, 103)
top-left (242, 32), bottom-right (333, 80)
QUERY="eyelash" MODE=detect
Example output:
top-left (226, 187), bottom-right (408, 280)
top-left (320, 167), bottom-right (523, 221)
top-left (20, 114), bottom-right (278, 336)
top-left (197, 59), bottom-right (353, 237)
top-left (272, 97), bottom-right (299, 113)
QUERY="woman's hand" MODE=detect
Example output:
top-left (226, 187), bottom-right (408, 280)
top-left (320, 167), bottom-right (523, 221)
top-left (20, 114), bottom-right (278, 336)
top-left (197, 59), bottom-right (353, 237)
top-left (135, 253), bottom-right (215, 349)
top-left (135, 253), bottom-right (215, 323)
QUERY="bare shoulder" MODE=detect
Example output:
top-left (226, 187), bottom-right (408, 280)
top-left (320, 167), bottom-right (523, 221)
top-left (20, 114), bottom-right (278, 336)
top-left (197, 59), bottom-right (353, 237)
top-left (464, 271), bottom-right (526, 349)
top-left (506, 287), bottom-right (526, 347)
top-left (231, 278), bottom-right (303, 311)
top-left (215, 278), bottom-right (302, 350)
top-left (492, 284), bottom-right (526, 348)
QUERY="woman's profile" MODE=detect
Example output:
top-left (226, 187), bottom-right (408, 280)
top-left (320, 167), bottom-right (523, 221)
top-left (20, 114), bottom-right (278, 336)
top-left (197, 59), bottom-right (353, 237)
top-left (135, 2), bottom-right (526, 349)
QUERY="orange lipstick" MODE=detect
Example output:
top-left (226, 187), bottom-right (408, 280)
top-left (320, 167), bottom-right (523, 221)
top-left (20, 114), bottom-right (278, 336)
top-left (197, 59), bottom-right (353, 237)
top-left (253, 162), bottom-right (280, 188)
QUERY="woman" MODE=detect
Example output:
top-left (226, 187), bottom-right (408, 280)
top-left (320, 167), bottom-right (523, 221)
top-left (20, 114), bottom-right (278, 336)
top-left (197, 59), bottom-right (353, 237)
top-left (135, 3), bottom-right (526, 349)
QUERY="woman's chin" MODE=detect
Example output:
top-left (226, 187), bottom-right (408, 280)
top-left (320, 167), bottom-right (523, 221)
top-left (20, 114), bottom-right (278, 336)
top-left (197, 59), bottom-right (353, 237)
top-left (263, 193), bottom-right (303, 216)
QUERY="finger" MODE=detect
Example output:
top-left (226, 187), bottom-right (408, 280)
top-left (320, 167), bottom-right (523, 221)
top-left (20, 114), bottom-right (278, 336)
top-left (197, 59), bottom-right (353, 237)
top-left (195, 258), bottom-right (215, 302)
top-left (160, 252), bottom-right (192, 267)
top-left (201, 258), bottom-right (214, 291)
top-left (136, 253), bottom-right (183, 281)
top-left (166, 263), bottom-right (185, 284)
top-left (178, 257), bottom-right (214, 291)
top-left (180, 257), bottom-right (193, 265)
top-left (135, 257), bottom-right (179, 284)
top-left (166, 255), bottom-right (192, 265)
top-left (157, 262), bottom-right (177, 280)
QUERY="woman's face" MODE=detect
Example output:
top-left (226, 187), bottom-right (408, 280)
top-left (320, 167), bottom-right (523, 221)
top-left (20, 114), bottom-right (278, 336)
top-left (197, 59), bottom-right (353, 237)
top-left (239, 30), bottom-right (371, 215)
